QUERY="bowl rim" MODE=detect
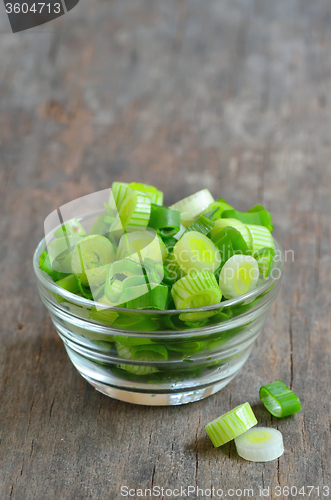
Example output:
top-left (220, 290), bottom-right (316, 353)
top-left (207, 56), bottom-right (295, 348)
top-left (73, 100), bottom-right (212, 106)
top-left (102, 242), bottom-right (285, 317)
top-left (33, 213), bottom-right (284, 315)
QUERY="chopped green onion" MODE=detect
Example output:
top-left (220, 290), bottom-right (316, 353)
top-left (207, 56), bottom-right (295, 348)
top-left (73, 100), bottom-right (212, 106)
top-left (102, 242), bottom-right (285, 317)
top-left (205, 402), bottom-right (257, 447)
top-left (203, 198), bottom-right (234, 221)
top-left (54, 218), bottom-right (86, 238)
top-left (222, 207), bottom-right (273, 232)
top-left (171, 271), bottom-right (222, 309)
top-left (173, 223), bottom-right (187, 240)
top-left (118, 364), bottom-right (159, 376)
top-left (126, 284), bottom-right (169, 310)
top-left (179, 309), bottom-right (217, 323)
top-left (116, 342), bottom-right (168, 376)
top-left (148, 204), bottom-right (181, 237)
top-left (210, 218), bottom-right (252, 250)
top-left (248, 204), bottom-right (274, 231)
top-left (113, 335), bottom-right (152, 346)
top-left (167, 340), bottom-right (208, 354)
top-left (109, 182), bottom-right (131, 210)
top-left (163, 251), bottom-right (183, 283)
top-left (116, 229), bottom-right (168, 262)
top-left (77, 277), bottom-right (94, 300)
top-left (116, 342), bottom-right (168, 361)
top-left (39, 251), bottom-right (68, 281)
top-left (183, 215), bottom-right (214, 236)
top-left (55, 274), bottom-right (79, 294)
top-left (169, 189), bottom-right (215, 227)
top-left (218, 255), bottom-right (259, 299)
top-left (105, 276), bottom-right (148, 305)
top-left (246, 224), bottom-right (274, 254)
top-left (254, 247), bottom-right (275, 278)
top-left (71, 235), bottom-right (116, 288)
top-left (118, 188), bottom-right (152, 232)
top-left (129, 182), bottom-right (163, 205)
top-left (234, 427), bottom-right (284, 462)
top-left (160, 236), bottom-right (177, 252)
top-left (89, 213), bottom-right (115, 236)
top-left (89, 295), bottom-right (119, 325)
top-left (211, 226), bottom-right (249, 264)
top-left (47, 235), bottom-right (82, 273)
top-left (113, 314), bottom-right (158, 331)
top-left (104, 257), bottom-right (163, 305)
top-left (173, 231), bottom-right (221, 275)
top-left (259, 380), bottom-right (301, 417)
top-left (48, 235), bottom-right (82, 260)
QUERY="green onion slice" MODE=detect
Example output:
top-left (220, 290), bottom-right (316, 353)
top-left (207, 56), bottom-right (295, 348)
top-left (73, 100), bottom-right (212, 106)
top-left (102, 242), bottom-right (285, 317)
top-left (39, 251), bottom-right (68, 281)
top-left (246, 224), bottom-right (275, 254)
top-left (116, 342), bottom-right (168, 361)
top-left (148, 204), bottom-right (181, 237)
top-left (171, 271), bottom-right (222, 309)
top-left (203, 198), bottom-right (234, 221)
top-left (179, 310), bottom-right (217, 323)
top-left (173, 231), bottom-right (221, 275)
top-left (118, 188), bottom-right (152, 232)
top-left (71, 235), bottom-right (116, 288)
top-left (129, 182), bottom-right (164, 205)
top-left (89, 295), bottom-right (119, 325)
top-left (116, 229), bottom-right (168, 262)
top-left (118, 364), bottom-right (159, 376)
top-left (47, 235), bottom-right (82, 273)
top-left (254, 247), bottom-right (275, 278)
top-left (160, 236), bottom-right (177, 252)
top-left (104, 258), bottom-right (163, 305)
top-left (205, 402), bottom-right (257, 447)
top-left (109, 182), bottom-right (131, 210)
top-left (218, 254), bottom-right (259, 299)
top-left (169, 189), bottom-right (215, 227)
top-left (211, 226), bottom-right (249, 264)
top-left (234, 427), bottom-right (284, 462)
top-left (210, 218), bottom-right (253, 250)
top-left (167, 340), bottom-right (208, 354)
top-left (259, 380), bottom-right (301, 417)
top-left (109, 181), bottom-right (163, 211)
top-left (222, 207), bottom-right (273, 233)
top-left (248, 204), bottom-right (273, 231)
top-left (116, 342), bottom-right (167, 376)
top-left (183, 215), bottom-right (214, 236)
top-left (77, 277), bottom-right (94, 300)
top-left (126, 284), bottom-right (169, 310)
top-left (54, 218), bottom-right (86, 238)
top-left (89, 213), bottom-right (115, 236)
top-left (164, 251), bottom-right (183, 284)
top-left (55, 274), bottom-right (79, 294)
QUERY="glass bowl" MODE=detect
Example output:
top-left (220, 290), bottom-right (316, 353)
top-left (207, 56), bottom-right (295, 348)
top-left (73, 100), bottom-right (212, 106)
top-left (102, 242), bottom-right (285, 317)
top-left (33, 211), bottom-right (284, 406)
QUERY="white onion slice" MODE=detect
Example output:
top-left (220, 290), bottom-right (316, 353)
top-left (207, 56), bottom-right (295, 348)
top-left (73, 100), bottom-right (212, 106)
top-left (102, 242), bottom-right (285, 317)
top-left (235, 427), bottom-right (284, 462)
top-left (170, 189), bottom-right (214, 227)
top-left (219, 254), bottom-right (259, 299)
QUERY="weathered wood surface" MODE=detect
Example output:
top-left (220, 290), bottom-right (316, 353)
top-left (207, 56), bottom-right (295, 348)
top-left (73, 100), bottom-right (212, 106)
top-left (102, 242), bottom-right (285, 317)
top-left (1, 0), bottom-right (330, 498)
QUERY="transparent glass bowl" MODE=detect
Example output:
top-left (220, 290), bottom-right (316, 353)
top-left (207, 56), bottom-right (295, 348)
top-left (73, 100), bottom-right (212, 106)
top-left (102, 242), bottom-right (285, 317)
top-left (33, 212), bottom-right (284, 406)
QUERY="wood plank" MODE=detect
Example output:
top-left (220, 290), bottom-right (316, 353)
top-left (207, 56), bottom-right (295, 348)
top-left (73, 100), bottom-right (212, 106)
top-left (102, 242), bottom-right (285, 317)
top-left (0, 0), bottom-right (330, 498)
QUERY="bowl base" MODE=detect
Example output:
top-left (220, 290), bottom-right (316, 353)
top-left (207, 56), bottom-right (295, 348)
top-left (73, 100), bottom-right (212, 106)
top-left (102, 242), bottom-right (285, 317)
top-left (82, 373), bottom-right (236, 406)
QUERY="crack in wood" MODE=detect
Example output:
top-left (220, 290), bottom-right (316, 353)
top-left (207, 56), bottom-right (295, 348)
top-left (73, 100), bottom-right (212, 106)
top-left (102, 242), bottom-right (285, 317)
top-left (49, 395), bottom-right (55, 419)
top-left (150, 464), bottom-right (156, 490)
top-left (30, 439), bottom-right (34, 458)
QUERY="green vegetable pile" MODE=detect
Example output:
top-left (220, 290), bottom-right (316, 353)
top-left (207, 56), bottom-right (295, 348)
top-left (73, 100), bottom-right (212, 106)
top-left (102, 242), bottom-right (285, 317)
top-left (40, 181), bottom-right (276, 313)
top-left (38, 182), bottom-right (279, 381)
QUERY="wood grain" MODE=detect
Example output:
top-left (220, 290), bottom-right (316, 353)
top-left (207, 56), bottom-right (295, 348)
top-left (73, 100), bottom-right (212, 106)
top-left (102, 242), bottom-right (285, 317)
top-left (0, 0), bottom-right (330, 498)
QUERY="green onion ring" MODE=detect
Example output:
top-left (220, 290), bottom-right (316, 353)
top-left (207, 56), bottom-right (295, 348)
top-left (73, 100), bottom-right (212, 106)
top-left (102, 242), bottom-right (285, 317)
top-left (205, 402), bottom-right (257, 447)
top-left (259, 380), bottom-right (301, 418)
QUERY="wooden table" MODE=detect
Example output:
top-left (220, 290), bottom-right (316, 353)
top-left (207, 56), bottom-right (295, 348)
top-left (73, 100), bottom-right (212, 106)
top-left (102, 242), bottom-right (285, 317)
top-left (1, 0), bottom-right (330, 498)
